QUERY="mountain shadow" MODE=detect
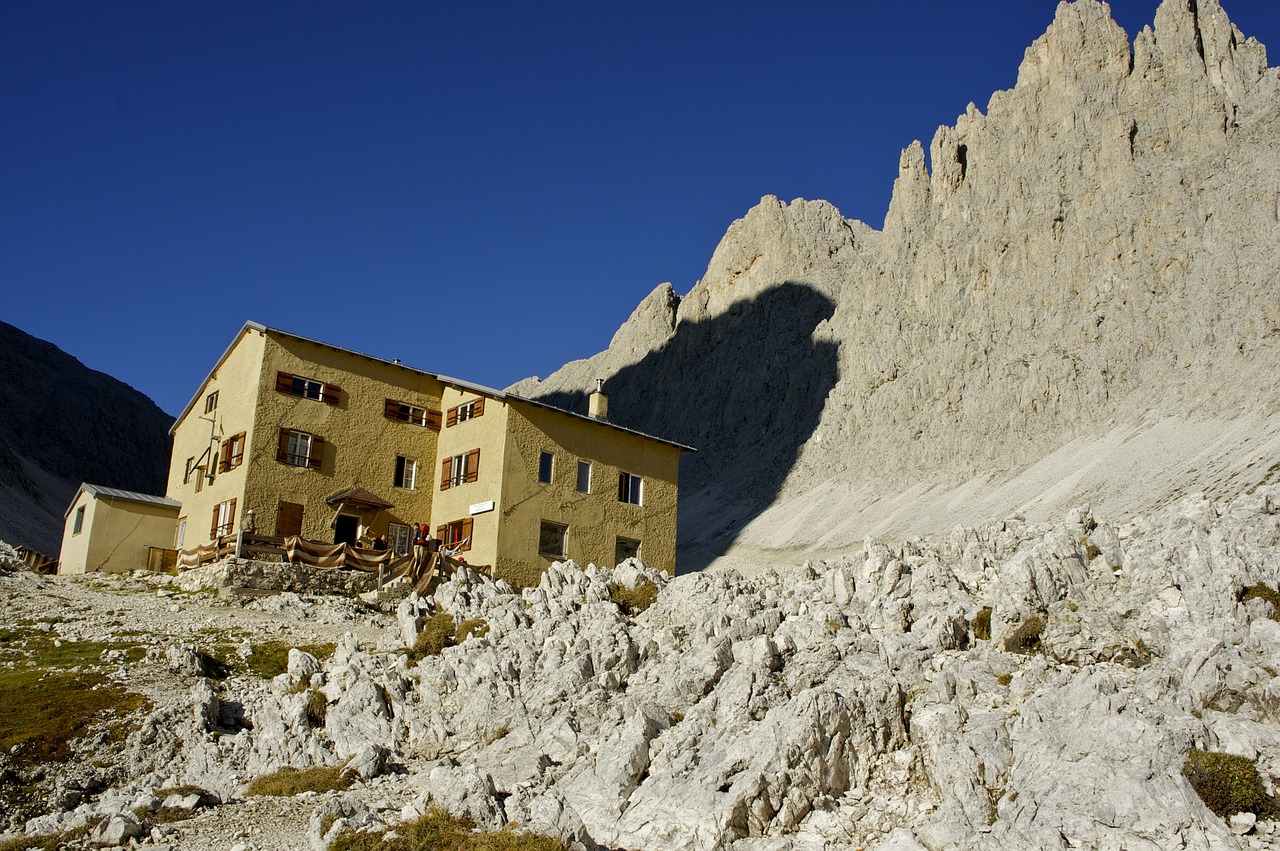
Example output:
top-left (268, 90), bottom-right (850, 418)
top-left (530, 281), bottom-right (838, 573)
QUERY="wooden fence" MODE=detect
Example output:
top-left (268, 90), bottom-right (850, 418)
top-left (176, 532), bottom-right (409, 574)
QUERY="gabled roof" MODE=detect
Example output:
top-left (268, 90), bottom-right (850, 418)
top-left (172, 321), bottom-right (695, 453)
top-left (66, 483), bottom-right (182, 518)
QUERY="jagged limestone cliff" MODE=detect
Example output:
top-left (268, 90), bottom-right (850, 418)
top-left (512, 0), bottom-right (1280, 570)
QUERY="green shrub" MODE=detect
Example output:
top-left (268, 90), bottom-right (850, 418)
top-left (1003, 616), bottom-right (1044, 655)
top-left (972, 607), bottom-right (992, 641)
top-left (245, 642), bottom-right (335, 679)
top-left (1182, 749), bottom-right (1278, 818)
top-left (246, 765), bottom-right (352, 797)
top-left (329, 807), bottom-right (566, 851)
top-left (608, 581), bottom-right (658, 616)
top-left (1240, 583), bottom-right (1280, 621)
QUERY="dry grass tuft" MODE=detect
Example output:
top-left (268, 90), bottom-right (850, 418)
top-left (1182, 748), bottom-right (1278, 818)
top-left (608, 581), bottom-right (658, 616)
top-left (246, 765), bottom-right (353, 797)
top-left (329, 807), bottom-right (566, 850)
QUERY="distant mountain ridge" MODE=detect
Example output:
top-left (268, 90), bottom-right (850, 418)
top-left (0, 320), bottom-right (173, 554)
top-left (512, 0), bottom-right (1280, 570)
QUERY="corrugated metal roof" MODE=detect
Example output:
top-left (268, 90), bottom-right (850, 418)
top-left (66, 483), bottom-right (182, 517)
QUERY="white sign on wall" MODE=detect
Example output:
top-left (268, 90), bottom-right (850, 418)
top-left (470, 500), bottom-right (495, 516)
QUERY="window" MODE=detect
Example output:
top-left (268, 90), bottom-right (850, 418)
top-left (211, 498), bottom-right (237, 538)
top-left (437, 518), bottom-right (473, 552)
top-left (445, 397), bottom-right (485, 426)
top-left (440, 449), bottom-right (480, 490)
top-left (538, 451), bottom-right (554, 484)
top-left (616, 537), bottom-right (640, 565)
top-left (208, 452), bottom-right (219, 482)
top-left (277, 428), bottom-right (324, 469)
top-left (219, 433), bottom-right (246, 472)
top-left (183, 457), bottom-right (196, 485)
top-left (577, 460), bottom-right (592, 493)
top-left (276, 371), bottom-right (341, 406)
top-left (387, 522), bottom-right (412, 557)
top-left (175, 518), bottom-right (186, 549)
top-left (539, 520), bottom-right (568, 559)
top-left (618, 472), bottom-right (643, 505)
top-left (276, 501), bottom-right (304, 537)
top-left (194, 467), bottom-right (205, 493)
top-left (394, 456), bottom-right (417, 489)
top-left (204, 391), bottom-right (219, 413)
top-left (72, 506), bottom-right (85, 535)
top-left (384, 399), bottom-right (442, 430)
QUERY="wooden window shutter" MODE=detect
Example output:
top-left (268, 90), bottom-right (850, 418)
top-left (322, 383), bottom-right (342, 406)
top-left (461, 518), bottom-right (473, 551)
top-left (618, 472), bottom-right (628, 502)
top-left (211, 506), bottom-right (220, 538)
top-left (308, 435), bottom-right (325, 469)
top-left (228, 498), bottom-right (237, 533)
top-left (277, 501), bottom-right (304, 537)
top-left (464, 449), bottom-right (480, 483)
top-left (276, 371), bottom-right (294, 393)
top-left (473, 398), bottom-right (485, 417)
top-left (426, 409), bottom-right (442, 430)
top-left (436, 524), bottom-right (446, 543)
top-left (440, 457), bottom-right (452, 490)
top-left (384, 398), bottom-right (400, 420)
top-left (446, 405), bottom-right (459, 427)
top-left (277, 429), bottom-right (291, 462)
top-left (218, 439), bottom-right (232, 473)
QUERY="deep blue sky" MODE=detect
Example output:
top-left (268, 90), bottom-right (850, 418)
top-left (4, 1), bottom-right (1277, 417)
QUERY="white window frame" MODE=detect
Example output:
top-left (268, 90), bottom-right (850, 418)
top-left (175, 518), bottom-right (187, 549)
top-left (397, 403), bottom-right (428, 426)
top-left (72, 506), bottom-right (85, 535)
top-left (576, 460), bottom-right (591, 493)
top-left (457, 400), bottom-right (479, 422)
top-left (619, 472), bottom-right (643, 506)
top-left (291, 375), bottom-right (324, 401)
top-left (449, 453), bottom-right (467, 488)
top-left (394, 455), bottom-right (417, 490)
top-left (285, 430), bottom-right (313, 467)
top-left (387, 522), bottom-right (412, 556)
top-left (616, 536), bottom-right (640, 564)
top-left (204, 391), bottom-right (218, 413)
top-left (213, 499), bottom-right (236, 537)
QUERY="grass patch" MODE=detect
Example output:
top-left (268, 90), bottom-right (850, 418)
top-left (407, 616), bottom-right (489, 662)
top-left (1003, 616), bottom-right (1044, 655)
top-left (972, 607), bottom-right (992, 641)
top-left (0, 825), bottom-right (91, 851)
top-left (1240, 583), bottom-right (1280, 621)
top-left (246, 765), bottom-right (353, 797)
top-left (329, 807), bottom-right (566, 851)
top-left (0, 631), bottom-right (146, 766)
top-left (1182, 749), bottom-right (1278, 818)
top-left (608, 581), bottom-right (658, 616)
top-left (996, 673), bottom-right (1013, 687)
top-left (244, 642), bottom-right (336, 679)
top-left (306, 688), bottom-right (328, 727)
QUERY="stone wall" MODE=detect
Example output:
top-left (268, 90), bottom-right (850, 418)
top-left (175, 558), bottom-right (380, 597)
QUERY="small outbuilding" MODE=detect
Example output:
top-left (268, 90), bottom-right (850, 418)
top-left (58, 484), bottom-right (182, 575)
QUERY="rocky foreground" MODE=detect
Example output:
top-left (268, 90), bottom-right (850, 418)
top-left (3, 486), bottom-right (1280, 850)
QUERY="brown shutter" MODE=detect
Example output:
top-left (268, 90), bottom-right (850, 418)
top-left (227, 498), bottom-right (237, 535)
top-left (473, 398), bottom-right (485, 417)
top-left (219, 439), bottom-right (232, 473)
top-left (276, 371), bottom-right (294, 393)
top-left (464, 449), bottom-right (480, 483)
top-left (440, 457), bottom-right (452, 490)
top-left (277, 429), bottom-right (291, 462)
top-left (436, 524), bottom-right (446, 543)
top-left (384, 398), bottom-right (400, 420)
top-left (446, 405), bottom-right (459, 427)
top-left (322, 383), bottom-right (342, 406)
top-left (308, 435), bottom-right (325, 469)
top-left (460, 518), bottom-right (473, 551)
top-left (618, 472), bottom-right (628, 502)
top-left (426, 409), bottom-right (442, 430)
top-left (277, 501), bottom-right (304, 537)
top-left (211, 506), bottom-right (220, 538)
